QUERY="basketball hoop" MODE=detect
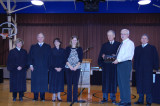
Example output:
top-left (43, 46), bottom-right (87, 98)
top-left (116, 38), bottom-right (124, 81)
top-left (0, 33), bottom-right (8, 39)
top-left (0, 22), bottom-right (17, 38)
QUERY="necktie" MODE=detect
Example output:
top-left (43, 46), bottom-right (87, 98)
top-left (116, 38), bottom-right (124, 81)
top-left (116, 42), bottom-right (123, 56)
top-left (40, 44), bottom-right (42, 47)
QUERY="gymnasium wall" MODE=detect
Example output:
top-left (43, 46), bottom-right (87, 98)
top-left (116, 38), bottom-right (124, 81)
top-left (0, 13), bottom-right (160, 67)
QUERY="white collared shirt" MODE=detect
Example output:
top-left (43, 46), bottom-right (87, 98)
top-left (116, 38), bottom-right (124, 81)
top-left (142, 43), bottom-right (148, 48)
top-left (38, 42), bottom-right (44, 46)
top-left (110, 40), bottom-right (114, 44)
top-left (117, 38), bottom-right (135, 62)
top-left (16, 47), bottom-right (21, 51)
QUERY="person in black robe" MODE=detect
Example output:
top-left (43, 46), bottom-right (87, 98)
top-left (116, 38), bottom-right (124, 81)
top-left (98, 30), bottom-right (120, 103)
top-left (134, 34), bottom-right (159, 106)
top-left (7, 38), bottom-right (28, 101)
top-left (28, 33), bottom-right (51, 101)
top-left (65, 36), bottom-right (83, 102)
top-left (49, 38), bottom-right (66, 102)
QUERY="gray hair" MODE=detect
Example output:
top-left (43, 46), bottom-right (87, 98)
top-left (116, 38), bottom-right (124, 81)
top-left (14, 38), bottom-right (24, 46)
top-left (107, 30), bottom-right (115, 36)
top-left (121, 29), bottom-right (130, 35)
top-left (37, 33), bottom-right (45, 38)
top-left (141, 34), bottom-right (149, 39)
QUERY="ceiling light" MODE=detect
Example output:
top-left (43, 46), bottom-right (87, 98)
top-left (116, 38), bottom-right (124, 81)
top-left (31, 0), bottom-right (44, 6)
top-left (138, 0), bottom-right (151, 5)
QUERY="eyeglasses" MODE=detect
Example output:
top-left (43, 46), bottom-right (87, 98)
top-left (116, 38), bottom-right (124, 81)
top-left (121, 33), bottom-right (128, 35)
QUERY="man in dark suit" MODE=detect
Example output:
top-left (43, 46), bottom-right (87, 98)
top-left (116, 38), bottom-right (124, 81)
top-left (28, 33), bottom-right (51, 101)
top-left (134, 34), bottom-right (159, 106)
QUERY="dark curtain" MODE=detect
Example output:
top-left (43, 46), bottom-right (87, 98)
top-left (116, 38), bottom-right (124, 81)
top-left (1, 13), bottom-right (160, 66)
top-left (0, 38), bottom-right (9, 65)
top-left (0, 14), bottom-right (8, 65)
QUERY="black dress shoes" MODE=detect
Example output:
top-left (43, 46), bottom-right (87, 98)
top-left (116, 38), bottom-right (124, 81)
top-left (146, 103), bottom-right (151, 106)
top-left (100, 98), bottom-right (108, 103)
top-left (134, 101), bottom-right (143, 104)
top-left (115, 101), bottom-right (124, 105)
top-left (112, 100), bottom-right (116, 104)
top-left (19, 97), bottom-right (23, 101)
top-left (57, 97), bottom-right (62, 102)
top-left (13, 98), bottom-right (16, 101)
top-left (41, 99), bottom-right (45, 102)
top-left (33, 98), bottom-right (38, 101)
top-left (116, 102), bottom-right (131, 106)
top-left (52, 99), bottom-right (56, 102)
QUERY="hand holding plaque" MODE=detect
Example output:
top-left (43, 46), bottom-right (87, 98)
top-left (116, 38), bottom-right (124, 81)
top-left (104, 54), bottom-right (117, 63)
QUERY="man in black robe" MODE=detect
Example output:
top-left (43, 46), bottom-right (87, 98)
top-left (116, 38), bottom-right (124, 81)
top-left (98, 30), bottom-right (120, 103)
top-left (28, 33), bottom-right (51, 101)
top-left (134, 34), bottom-right (159, 106)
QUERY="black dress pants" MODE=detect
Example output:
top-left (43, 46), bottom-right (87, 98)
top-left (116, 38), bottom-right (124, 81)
top-left (65, 69), bottom-right (80, 102)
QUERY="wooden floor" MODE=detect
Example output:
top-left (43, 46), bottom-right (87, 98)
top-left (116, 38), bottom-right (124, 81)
top-left (0, 79), bottom-right (159, 106)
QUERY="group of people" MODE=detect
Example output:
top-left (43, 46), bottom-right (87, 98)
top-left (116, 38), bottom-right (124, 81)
top-left (98, 29), bottom-right (159, 106)
top-left (7, 33), bottom-right (83, 103)
top-left (7, 28), bottom-right (159, 106)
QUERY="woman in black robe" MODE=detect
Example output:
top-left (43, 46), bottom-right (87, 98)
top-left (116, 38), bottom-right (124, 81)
top-left (7, 38), bottom-right (28, 101)
top-left (49, 38), bottom-right (66, 102)
top-left (65, 36), bottom-right (83, 102)
top-left (134, 34), bottom-right (159, 105)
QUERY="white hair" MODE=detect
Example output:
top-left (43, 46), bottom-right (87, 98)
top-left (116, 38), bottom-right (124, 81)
top-left (107, 30), bottom-right (115, 36)
top-left (121, 29), bottom-right (130, 35)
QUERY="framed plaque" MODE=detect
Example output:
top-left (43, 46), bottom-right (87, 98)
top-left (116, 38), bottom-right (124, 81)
top-left (104, 55), bottom-right (116, 63)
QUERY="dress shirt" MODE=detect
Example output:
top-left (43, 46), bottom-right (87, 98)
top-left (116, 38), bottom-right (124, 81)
top-left (38, 42), bottom-right (44, 47)
top-left (117, 38), bottom-right (135, 62)
top-left (142, 43), bottom-right (148, 48)
top-left (16, 47), bottom-right (21, 51)
top-left (110, 40), bottom-right (114, 44)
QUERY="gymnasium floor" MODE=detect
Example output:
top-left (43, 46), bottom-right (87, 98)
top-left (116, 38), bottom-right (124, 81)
top-left (0, 80), bottom-right (159, 106)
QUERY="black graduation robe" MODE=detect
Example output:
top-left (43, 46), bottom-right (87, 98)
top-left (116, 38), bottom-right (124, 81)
top-left (28, 43), bottom-right (51, 92)
top-left (134, 44), bottom-right (159, 94)
top-left (7, 48), bottom-right (28, 92)
top-left (49, 47), bottom-right (66, 93)
top-left (98, 41), bottom-right (120, 93)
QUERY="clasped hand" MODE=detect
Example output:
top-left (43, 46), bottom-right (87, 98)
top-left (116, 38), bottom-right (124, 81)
top-left (17, 66), bottom-right (22, 71)
top-left (69, 66), bottom-right (78, 71)
top-left (55, 68), bottom-right (62, 72)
